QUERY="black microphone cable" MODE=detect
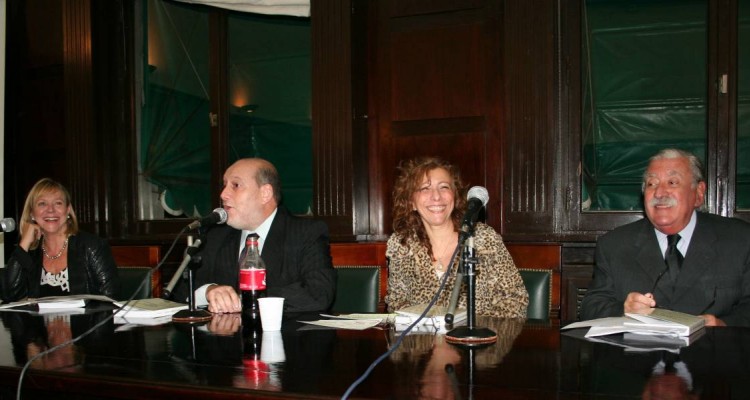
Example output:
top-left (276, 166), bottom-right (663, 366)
top-left (14, 225), bottom-right (191, 400)
top-left (340, 242), bottom-right (462, 400)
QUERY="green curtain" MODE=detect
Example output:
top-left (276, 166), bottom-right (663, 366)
top-left (581, 0), bottom-right (707, 211)
top-left (141, 1), bottom-right (312, 217)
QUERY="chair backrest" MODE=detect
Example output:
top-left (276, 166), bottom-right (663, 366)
top-left (330, 243), bottom-right (388, 313)
top-left (331, 266), bottom-right (381, 313)
top-left (506, 243), bottom-right (561, 320)
top-left (110, 245), bottom-right (162, 300)
top-left (518, 268), bottom-right (552, 320)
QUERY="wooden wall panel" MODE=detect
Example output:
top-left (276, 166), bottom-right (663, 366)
top-left (63, 0), bottom-right (98, 232)
top-left (372, 0), bottom-right (501, 236)
top-left (501, 1), bottom-right (558, 238)
top-left (312, 0), bottom-right (356, 238)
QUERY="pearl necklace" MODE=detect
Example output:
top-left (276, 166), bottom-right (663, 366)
top-left (42, 237), bottom-right (69, 260)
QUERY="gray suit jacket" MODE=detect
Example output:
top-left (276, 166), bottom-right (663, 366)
top-left (581, 212), bottom-right (750, 327)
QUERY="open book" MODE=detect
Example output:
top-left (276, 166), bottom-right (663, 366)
top-left (562, 308), bottom-right (706, 338)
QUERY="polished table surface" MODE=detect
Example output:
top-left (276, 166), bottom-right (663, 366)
top-left (0, 306), bottom-right (748, 399)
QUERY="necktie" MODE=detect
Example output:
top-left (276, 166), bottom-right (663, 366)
top-left (665, 234), bottom-right (683, 284)
top-left (239, 233), bottom-right (259, 263)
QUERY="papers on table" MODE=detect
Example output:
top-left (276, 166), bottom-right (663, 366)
top-left (0, 294), bottom-right (116, 312)
top-left (113, 298), bottom-right (188, 318)
top-left (300, 319), bottom-right (382, 330)
top-left (299, 313), bottom-right (396, 330)
top-left (394, 304), bottom-right (467, 331)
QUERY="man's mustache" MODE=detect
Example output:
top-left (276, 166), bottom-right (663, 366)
top-left (648, 197), bottom-right (678, 208)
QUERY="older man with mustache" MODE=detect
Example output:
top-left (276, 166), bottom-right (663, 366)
top-left (581, 149), bottom-right (750, 327)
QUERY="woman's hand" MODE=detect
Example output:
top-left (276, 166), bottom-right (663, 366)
top-left (19, 220), bottom-right (41, 251)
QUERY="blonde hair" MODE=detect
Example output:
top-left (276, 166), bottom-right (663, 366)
top-left (20, 178), bottom-right (79, 250)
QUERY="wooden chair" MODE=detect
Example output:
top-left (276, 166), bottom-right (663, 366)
top-left (329, 243), bottom-right (388, 313)
top-left (110, 245), bottom-right (162, 300)
top-left (506, 243), bottom-right (561, 320)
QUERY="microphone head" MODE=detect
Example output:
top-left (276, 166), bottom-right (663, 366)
top-left (214, 208), bottom-right (228, 224)
top-left (467, 186), bottom-right (489, 207)
top-left (0, 218), bottom-right (16, 233)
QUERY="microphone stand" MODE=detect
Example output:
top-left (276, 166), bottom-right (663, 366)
top-left (445, 234), bottom-right (497, 346)
top-left (172, 239), bottom-right (212, 323)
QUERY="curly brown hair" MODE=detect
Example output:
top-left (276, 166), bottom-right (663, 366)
top-left (391, 157), bottom-right (467, 256)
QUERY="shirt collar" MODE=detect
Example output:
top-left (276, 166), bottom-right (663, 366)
top-left (654, 210), bottom-right (697, 257)
top-left (240, 207), bottom-right (278, 255)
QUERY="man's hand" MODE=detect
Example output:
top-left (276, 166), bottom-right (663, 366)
top-left (699, 314), bottom-right (726, 327)
top-left (624, 292), bottom-right (657, 314)
top-left (206, 285), bottom-right (241, 314)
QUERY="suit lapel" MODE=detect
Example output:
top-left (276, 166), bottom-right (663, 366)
top-left (672, 214), bottom-right (718, 303)
top-left (633, 220), bottom-right (675, 302)
top-left (634, 221), bottom-right (665, 280)
top-left (217, 228), bottom-right (242, 287)
top-left (262, 209), bottom-right (286, 276)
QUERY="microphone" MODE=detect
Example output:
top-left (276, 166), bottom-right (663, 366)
top-left (187, 208), bottom-right (227, 230)
top-left (163, 238), bottom-right (203, 299)
top-left (0, 218), bottom-right (16, 233)
top-left (460, 186), bottom-right (489, 235)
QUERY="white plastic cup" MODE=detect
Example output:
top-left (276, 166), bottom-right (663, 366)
top-left (260, 330), bottom-right (286, 363)
top-left (258, 297), bottom-right (284, 331)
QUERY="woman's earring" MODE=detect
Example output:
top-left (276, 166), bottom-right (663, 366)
top-left (30, 216), bottom-right (35, 221)
top-left (67, 215), bottom-right (71, 219)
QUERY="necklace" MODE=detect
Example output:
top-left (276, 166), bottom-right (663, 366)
top-left (432, 237), bottom-right (457, 275)
top-left (42, 236), bottom-right (69, 260)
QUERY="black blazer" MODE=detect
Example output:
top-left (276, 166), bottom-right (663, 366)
top-left (182, 207), bottom-right (336, 313)
top-left (581, 212), bottom-right (750, 327)
top-left (1, 231), bottom-right (120, 302)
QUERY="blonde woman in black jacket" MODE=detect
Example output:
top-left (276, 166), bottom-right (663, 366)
top-left (2, 178), bottom-right (119, 302)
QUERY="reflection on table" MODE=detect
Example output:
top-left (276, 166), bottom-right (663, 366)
top-left (0, 308), bottom-right (748, 399)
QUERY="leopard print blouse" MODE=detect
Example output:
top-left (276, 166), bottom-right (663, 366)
top-left (385, 223), bottom-right (529, 318)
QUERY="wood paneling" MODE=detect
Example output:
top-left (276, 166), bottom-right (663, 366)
top-left (312, 0), bottom-right (356, 238)
top-left (63, 0), bottom-right (97, 231)
top-left (501, 1), bottom-right (557, 237)
top-left (372, 0), bottom-right (501, 237)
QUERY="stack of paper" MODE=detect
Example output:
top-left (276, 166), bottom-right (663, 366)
top-left (562, 308), bottom-right (706, 338)
top-left (394, 304), bottom-right (467, 331)
top-left (0, 294), bottom-right (116, 312)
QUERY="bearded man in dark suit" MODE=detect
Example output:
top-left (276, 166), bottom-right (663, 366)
top-left (178, 158), bottom-right (336, 314)
top-left (581, 149), bottom-right (750, 327)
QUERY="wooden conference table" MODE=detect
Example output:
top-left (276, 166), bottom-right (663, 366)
top-left (0, 306), bottom-right (748, 399)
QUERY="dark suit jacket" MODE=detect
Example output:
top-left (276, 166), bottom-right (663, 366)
top-left (177, 207), bottom-right (337, 313)
top-left (581, 212), bottom-right (750, 327)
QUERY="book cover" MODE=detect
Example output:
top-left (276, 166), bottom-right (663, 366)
top-left (625, 308), bottom-right (705, 336)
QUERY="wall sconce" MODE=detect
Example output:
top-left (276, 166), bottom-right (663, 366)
top-left (240, 104), bottom-right (259, 114)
